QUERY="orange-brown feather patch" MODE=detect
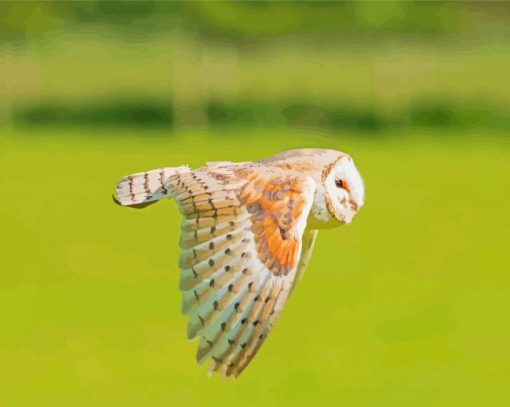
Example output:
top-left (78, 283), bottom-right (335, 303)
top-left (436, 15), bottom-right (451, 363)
top-left (241, 176), bottom-right (307, 276)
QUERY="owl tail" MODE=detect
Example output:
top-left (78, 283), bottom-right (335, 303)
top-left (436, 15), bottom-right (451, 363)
top-left (113, 166), bottom-right (190, 208)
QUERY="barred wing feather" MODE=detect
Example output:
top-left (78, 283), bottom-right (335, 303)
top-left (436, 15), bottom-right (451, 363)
top-left (168, 165), bottom-right (316, 377)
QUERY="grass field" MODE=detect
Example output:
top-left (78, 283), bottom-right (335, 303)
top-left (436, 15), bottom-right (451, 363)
top-left (4, 34), bottom-right (510, 111)
top-left (1, 127), bottom-right (509, 406)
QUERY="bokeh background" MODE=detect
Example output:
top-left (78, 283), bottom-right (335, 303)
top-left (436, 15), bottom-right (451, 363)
top-left (1, 2), bottom-right (509, 406)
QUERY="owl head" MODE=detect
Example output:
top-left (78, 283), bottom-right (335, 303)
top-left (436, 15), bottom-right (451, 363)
top-left (320, 154), bottom-right (365, 225)
top-left (263, 148), bottom-right (365, 228)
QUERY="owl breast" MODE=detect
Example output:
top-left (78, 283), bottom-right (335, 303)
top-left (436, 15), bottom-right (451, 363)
top-left (307, 185), bottom-right (340, 229)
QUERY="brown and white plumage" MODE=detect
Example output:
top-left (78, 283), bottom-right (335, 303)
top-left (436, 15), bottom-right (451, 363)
top-left (113, 148), bottom-right (365, 377)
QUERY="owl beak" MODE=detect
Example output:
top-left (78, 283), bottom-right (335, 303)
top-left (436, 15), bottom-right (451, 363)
top-left (349, 199), bottom-right (359, 211)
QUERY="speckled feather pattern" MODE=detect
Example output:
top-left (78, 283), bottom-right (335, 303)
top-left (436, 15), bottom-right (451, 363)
top-left (113, 148), bottom-right (365, 377)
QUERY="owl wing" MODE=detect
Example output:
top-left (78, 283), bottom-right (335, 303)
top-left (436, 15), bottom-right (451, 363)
top-left (167, 164), bottom-right (316, 377)
top-left (289, 229), bottom-right (318, 297)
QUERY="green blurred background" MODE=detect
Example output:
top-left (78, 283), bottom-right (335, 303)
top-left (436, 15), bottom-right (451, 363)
top-left (1, 2), bottom-right (509, 406)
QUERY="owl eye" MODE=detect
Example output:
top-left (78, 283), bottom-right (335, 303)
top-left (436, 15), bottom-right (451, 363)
top-left (335, 179), bottom-right (344, 188)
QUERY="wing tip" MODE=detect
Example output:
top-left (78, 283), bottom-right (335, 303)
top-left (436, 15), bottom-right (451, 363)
top-left (112, 194), bottom-right (122, 206)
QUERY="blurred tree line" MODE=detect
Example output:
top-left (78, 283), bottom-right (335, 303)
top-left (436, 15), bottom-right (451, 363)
top-left (0, 1), bottom-right (500, 43)
top-left (1, 1), bottom-right (509, 132)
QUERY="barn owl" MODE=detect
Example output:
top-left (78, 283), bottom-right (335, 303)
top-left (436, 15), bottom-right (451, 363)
top-left (113, 148), bottom-right (365, 377)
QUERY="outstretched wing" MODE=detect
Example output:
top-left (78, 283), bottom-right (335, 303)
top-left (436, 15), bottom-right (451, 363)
top-left (167, 164), bottom-right (316, 377)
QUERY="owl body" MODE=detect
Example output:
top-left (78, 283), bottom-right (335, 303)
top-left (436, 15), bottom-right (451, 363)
top-left (114, 148), bottom-right (364, 377)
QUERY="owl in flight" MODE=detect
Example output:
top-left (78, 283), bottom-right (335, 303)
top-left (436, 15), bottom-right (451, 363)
top-left (114, 148), bottom-right (364, 377)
